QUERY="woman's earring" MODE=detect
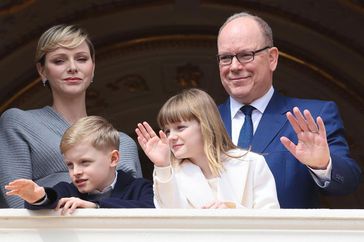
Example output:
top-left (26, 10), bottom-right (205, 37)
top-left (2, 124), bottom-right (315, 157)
top-left (42, 79), bottom-right (47, 87)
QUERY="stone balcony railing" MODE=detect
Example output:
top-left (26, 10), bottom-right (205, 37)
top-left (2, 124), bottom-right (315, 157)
top-left (1, 209), bottom-right (364, 242)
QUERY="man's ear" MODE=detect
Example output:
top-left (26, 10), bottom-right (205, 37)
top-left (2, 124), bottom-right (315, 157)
top-left (110, 150), bottom-right (119, 168)
top-left (36, 63), bottom-right (47, 82)
top-left (268, 47), bottom-right (279, 72)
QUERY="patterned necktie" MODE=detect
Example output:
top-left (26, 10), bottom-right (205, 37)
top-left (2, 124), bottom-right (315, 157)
top-left (237, 105), bottom-right (255, 149)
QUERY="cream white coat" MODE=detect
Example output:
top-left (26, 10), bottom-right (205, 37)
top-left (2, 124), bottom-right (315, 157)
top-left (153, 149), bottom-right (279, 208)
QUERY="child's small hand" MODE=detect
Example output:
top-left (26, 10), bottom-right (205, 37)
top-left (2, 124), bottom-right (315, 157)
top-left (56, 197), bottom-right (97, 215)
top-left (201, 200), bottom-right (236, 209)
top-left (5, 179), bottom-right (45, 204)
top-left (136, 122), bottom-right (171, 167)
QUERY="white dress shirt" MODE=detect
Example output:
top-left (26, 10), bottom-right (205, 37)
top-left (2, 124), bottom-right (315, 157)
top-left (230, 87), bottom-right (274, 144)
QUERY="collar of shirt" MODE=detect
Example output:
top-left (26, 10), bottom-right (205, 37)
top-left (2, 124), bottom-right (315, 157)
top-left (230, 86), bottom-right (274, 118)
top-left (88, 170), bottom-right (118, 195)
top-left (229, 86), bottom-right (275, 144)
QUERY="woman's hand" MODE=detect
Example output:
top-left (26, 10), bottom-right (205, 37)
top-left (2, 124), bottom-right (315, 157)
top-left (136, 122), bottom-right (171, 167)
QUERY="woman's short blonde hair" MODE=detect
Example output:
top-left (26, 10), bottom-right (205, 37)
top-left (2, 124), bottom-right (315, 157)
top-left (157, 88), bottom-right (237, 176)
top-left (60, 116), bottom-right (119, 154)
top-left (35, 24), bottom-right (95, 65)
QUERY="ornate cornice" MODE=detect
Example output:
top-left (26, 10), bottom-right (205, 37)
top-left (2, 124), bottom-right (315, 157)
top-left (0, 0), bottom-right (34, 15)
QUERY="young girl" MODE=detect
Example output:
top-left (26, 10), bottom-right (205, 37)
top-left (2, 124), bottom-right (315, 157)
top-left (136, 88), bottom-right (279, 208)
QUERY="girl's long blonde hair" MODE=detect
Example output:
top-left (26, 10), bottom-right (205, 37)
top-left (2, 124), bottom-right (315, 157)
top-left (157, 88), bottom-right (240, 176)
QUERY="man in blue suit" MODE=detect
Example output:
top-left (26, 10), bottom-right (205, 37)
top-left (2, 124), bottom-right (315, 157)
top-left (217, 12), bottom-right (361, 208)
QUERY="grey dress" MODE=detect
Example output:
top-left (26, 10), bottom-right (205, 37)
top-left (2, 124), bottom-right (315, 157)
top-left (0, 106), bottom-right (142, 208)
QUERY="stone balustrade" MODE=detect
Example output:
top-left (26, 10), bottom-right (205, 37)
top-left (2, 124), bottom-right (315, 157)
top-left (1, 209), bottom-right (364, 242)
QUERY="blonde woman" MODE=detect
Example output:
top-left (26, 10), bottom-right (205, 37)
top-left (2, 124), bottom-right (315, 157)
top-left (0, 25), bottom-right (142, 208)
top-left (136, 88), bottom-right (279, 208)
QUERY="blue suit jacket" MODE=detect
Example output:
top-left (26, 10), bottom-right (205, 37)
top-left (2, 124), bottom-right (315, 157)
top-left (218, 91), bottom-right (361, 208)
top-left (25, 170), bottom-right (155, 209)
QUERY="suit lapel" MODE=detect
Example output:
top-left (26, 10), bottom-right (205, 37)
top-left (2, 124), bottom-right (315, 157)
top-left (177, 162), bottom-right (214, 208)
top-left (218, 99), bottom-right (232, 138)
top-left (218, 156), bottom-right (250, 203)
top-left (177, 153), bottom-right (250, 207)
top-left (252, 91), bottom-right (290, 152)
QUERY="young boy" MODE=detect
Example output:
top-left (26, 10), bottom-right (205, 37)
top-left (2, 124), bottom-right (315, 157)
top-left (5, 116), bottom-right (154, 215)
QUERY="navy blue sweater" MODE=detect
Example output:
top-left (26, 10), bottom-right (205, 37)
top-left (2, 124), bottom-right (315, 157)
top-left (25, 170), bottom-right (154, 209)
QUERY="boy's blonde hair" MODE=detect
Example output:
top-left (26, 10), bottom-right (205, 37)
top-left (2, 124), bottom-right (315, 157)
top-left (157, 88), bottom-right (238, 176)
top-left (35, 24), bottom-right (95, 65)
top-left (60, 116), bottom-right (119, 154)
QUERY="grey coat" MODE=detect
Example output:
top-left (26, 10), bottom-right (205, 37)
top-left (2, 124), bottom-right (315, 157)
top-left (0, 106), bottom-right (142, 208)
